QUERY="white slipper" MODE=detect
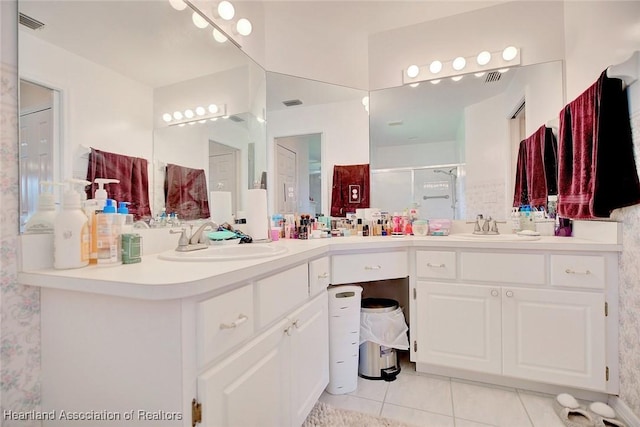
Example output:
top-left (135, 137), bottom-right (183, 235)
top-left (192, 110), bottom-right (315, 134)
top-left (556, 407), bottom-right (596, 427)
top-left (589, 402), bottom-right (616, 419)
top-left (595, 418), bottom-right (627, 427)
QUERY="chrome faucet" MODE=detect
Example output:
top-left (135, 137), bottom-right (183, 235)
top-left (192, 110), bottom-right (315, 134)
top-left (189, 221), bottom-right (219, 245)
top-left (169, 220), bottom-right (219, 252)
top-left (467, 214), bottom-right (504, 235)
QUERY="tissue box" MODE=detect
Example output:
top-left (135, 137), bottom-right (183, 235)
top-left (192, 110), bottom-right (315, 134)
top-left (428, 219), bottom-right (451, 236)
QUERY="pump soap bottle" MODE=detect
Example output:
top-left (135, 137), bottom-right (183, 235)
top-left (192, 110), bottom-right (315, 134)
top-left (54, 179), bottom-right (90, 269)
top-left (25, 181), bottom-right (62, 234)
top-left (96, 199), bottom-right (122, 265)
top-left (86, 178), bottom-right (119, 264)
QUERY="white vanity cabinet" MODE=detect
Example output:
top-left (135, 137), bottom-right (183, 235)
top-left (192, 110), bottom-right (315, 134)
top-left (412, 248), bottom-right (616, 394)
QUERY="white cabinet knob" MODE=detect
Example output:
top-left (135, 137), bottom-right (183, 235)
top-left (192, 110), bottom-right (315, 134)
top-left (491, 289), bottom-right (499, 297)
top-left (505, 290), bottom-right (514, 298)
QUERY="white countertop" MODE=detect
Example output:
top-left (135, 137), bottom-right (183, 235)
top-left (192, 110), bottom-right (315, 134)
top-left (17, 233), bottom-right (622, 301)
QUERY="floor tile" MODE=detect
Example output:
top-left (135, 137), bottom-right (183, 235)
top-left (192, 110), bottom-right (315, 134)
top-left (451, 381), bottom-right (533, 427)
top-left (518, 391), bottom-right (566, 427)
top-left (348, 376), bottom-right (389, 401)
top-left (318, 391), bottom-right (382, 416)
top-left (385, 372), bottom-right (453, 416)
top-left (455, 418), bottom-right (498, 427)
top-left (382, 403), bottom-right (455, 427)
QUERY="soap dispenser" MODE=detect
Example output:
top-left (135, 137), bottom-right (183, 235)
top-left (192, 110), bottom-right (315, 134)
top-left (86, 178), bottom-right (119, 264)
top-left (96, 198), bottom-right (121, 265)
top-left (24, 181), bottom-right (62, 234)
top-left (53, 179), bottom-right (91, 269)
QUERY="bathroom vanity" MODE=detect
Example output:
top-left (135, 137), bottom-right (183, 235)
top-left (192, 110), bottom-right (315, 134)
top-left (18, 226), bottom-right (621, 427)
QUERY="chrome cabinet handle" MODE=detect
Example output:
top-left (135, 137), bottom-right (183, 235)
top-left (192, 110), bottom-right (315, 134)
top-left (219, 314), bottom-right (249, 330)
top-left (491, 289), bottom-right (499, 297)
top-left (317, 272), bottom-right (329, 279)
top-left (505, 290), bottom-right (514, 298)
top-left (292, 319), bottom-right (300, 329)
top-left (426, 263), bottom-right (445, 268)
top-left (565, 269), bottom-right (591, 275)
top-left (364, 265), bottom-right (381, 270)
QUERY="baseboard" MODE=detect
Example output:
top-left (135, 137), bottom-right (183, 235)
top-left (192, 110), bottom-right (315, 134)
top-left (608, 396), bottom-right (640, 427)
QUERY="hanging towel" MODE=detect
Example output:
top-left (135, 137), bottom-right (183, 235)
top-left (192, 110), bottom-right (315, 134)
top-left (513, 140), bottom-right (529, 207)
top-left (330, 164), bottom-right (370, 217)
top-left (526, 125), bottom-right (558, 209)
top-left (86, 148), bottom-right (151, 220)
top-left (558, 71), bottom-right (640, 218)
top-left (164, 163), bottom-right (210, 221)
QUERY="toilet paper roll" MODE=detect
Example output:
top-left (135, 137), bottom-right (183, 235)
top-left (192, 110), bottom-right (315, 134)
top-left (210, 191), bottom-right (233, 225)
top-left (245, 189), bottom-right (269, 241)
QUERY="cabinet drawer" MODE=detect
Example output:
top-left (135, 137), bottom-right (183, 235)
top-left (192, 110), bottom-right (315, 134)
top-left (416, 251), bottom-right (456, 279)
top-left (461, 252), bottom-right (545, 285)
top-left (309, 256), bottom-right (331, 296)
top-left (550, 255), bottom-right (605, 289)
top-left (257, 264), bottom-right (309, 328)
top-left (332, 251), bottom-right (408, 284)
top-left (197, 284), bottom-right (254, 368)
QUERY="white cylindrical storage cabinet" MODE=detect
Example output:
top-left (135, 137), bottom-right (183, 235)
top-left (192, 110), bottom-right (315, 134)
top-left (326, 285), bottom-right (363, 395)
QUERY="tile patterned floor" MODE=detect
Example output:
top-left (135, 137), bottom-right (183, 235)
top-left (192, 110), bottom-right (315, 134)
top-left (319, 354), bottom-right (567, 427)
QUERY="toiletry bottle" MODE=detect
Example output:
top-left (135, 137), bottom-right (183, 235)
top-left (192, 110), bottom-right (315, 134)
top-left (54, 179), bottom-right (91, 269)
top-left (25, 181), bottom-right (62, 234)
top-left (118, 202), bottom-right (134, 234)
top-left (96, 198), bottom-right (121, 265)
top-left (87, 178), bottom-right (119, 264)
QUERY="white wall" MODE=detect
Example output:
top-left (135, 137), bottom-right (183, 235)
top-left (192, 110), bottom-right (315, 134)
top-left (267, 99), bottom-right (369, 216)
top-left (19, 31), bottom-right (153, 182)
top-left (372, 140), bottom-right (459, 169)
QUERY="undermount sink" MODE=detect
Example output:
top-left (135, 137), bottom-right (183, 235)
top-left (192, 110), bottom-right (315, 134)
top-left (448, 233), bottom-right (541, 242)
top-left (158, 244), bottom-right (288, 262)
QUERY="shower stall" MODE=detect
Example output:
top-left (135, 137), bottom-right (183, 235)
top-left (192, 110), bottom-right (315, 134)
top-left (371, 164), bottom-right (465, 219)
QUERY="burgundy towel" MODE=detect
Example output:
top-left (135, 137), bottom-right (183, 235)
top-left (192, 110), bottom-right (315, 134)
top-left (86, 148), bottom-right (152, 220)
top-left (513, 140), bottom-right (529, 207)
top-left (330, 164), bottom-right (370, 217)
top-left (525, 125), bottom-right (556, 209)
top-left (543, 127), bottom-right (558, 197)
top-left (558, 71), bottom-right (640, 218)
top-left (164, 164), bottom-right (210, 221)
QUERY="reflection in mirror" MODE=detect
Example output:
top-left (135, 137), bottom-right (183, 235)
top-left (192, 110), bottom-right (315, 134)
top-left (369, 61), bottom-right (564, 221)
top-left (18, 0), bottom-right (267, 231)
top-left (266, 72), bottom-right (369, 217)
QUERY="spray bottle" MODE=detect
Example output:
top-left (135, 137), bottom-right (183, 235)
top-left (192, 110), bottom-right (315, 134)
top-left (25, 181), bottom-right (63, 234)
top-left (54, 179), bottom-right (91, 269)
top-left (86, 178), bottom-right (120, 264)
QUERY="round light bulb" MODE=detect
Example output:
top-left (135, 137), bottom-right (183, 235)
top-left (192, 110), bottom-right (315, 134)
top-left (212, 29), bottom-right (228, 43)
top-left (217, 1), bottom-right (235, 20)
top-left (162, 113), bottom-right (173, 123)
top-left (168, 0), bottom-right (187, 11)
top-left (430, 79), bottom-right (441, 85)
top-left (192, 12), bottom-right (208, 29)
top-left (195, 106), bottom-right (206, 116)
top-left (406, 65), bottom-right (420, 78)
top-left (429, 60), bottom-right (443, 74)
top-left (452, 56), bottom-right (466, 71)
top-left (173, 111), bottom-right (183, 120)
top-left (502, 46), bottom-right (518, 61)
top-left (236, 18), bottom-right (252, 36)
top-left (184, 109), bottom-right (194, 119)
top-left (208, 104), bottom-right (219, 114)
top-left (477, 51), bottom-right (491, 66)
top-left (451, 76), bottom-right (464, 82)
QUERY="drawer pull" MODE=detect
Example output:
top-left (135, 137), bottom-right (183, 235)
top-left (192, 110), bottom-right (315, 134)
top-left (219, 314), bottom-right (249, 330)
top-left (318, 272), bottom-right (329, 279)
top-left (364, 265), bottom-right (382, 270)
top-left (565, 268), bottom-right (591, 275)
top-left (426, 263), bottom-right (446, 268)
top-left (491, 289), bottom-right (499, 297)
top-left (505, 290), bottom-right (514, 298)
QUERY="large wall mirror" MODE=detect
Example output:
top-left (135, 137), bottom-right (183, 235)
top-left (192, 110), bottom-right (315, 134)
top-left (369, 60), bottom-right (564, 221)
top-left (18, 0), bottom-right (266, 231)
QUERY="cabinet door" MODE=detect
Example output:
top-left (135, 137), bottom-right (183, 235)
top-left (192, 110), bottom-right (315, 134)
top-left (198, 318), bottom-right (291, 427)
top-left (289, 292), bottom-right (329, 426)
top-left (415, 281), bottom-right (501, 374)
top-left (502, 287), bottom-right (606, 390)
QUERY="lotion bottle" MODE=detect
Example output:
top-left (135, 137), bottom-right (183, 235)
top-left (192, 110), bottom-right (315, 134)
top-left (54, 179), bottom-right (90, 269)
top-left (86, 178), bottom-right (119, 264)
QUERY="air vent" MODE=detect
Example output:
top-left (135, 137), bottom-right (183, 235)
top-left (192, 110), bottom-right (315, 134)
top-left (485, 71), bottom-right (502, 83)
top-left (282, 99), bottom-right (303, 107)
top-left (19, 13), bottom-right (45, 30)
top-left (228, 115), bottom-right (244, 122)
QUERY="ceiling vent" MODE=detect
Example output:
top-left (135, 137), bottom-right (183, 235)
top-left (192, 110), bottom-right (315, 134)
top-left (282, 99), bottom-right (303, 107)
top-left (228, 115), bottom-right (244, 122)
top-left (484, 71), bottom-right (502, 83)
top-left (19, 13), bottom-right (45, 30)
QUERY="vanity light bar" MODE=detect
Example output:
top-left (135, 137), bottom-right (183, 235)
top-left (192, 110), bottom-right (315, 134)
top-left (162, 104), bottom-right (227, 127)
top-left (403, 47), bottom-right (520, 85)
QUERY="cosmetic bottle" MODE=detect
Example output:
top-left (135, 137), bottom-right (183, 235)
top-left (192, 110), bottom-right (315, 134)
top-left (96, 198), bottom-right (121, 265)
top-left (25, 181), bottom-right (61, 234)
top-left (86, 178), bottom-right (119, 264)
top-left (54, 179), bottom-right (91, 269)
